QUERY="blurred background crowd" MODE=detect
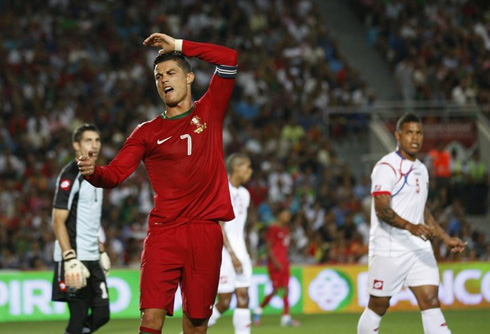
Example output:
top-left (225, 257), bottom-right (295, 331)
top-left (0, 0), bottom-right (489, 271)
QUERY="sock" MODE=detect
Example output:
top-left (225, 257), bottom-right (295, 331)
top-left (357, 307), bottom-right (382, 334)
top-left (233, 308), bottom-right (251, 334)
top-left (260, 294), bottom-right (274, 308)
top-left (139, 326), bottom-right (161, 334)
top-left (208, 305), bottom-right (221, 327)
top-left (421, 308), bottom-right (451, 334)
top-left (283, 295), bottom-right (289, 315)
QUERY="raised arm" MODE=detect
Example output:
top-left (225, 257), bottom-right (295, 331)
top-left (424, 207), bottom-right (466, 253)
top-left (374, 194), bottom-right (433, 241)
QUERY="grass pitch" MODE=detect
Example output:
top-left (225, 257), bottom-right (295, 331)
top-left (0, 309), bottom-right (488, 333)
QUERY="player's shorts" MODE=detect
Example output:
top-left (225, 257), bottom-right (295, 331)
top-left (52, 260), bottom-right (109, 307)
top-left (367, 250), bottom-right (439, 297)
top-left (217, 250), bottom-right (252, 294)
top-left (140, 221), bottom-right (223, 318)
top-left (267, 262), bottom-right (290, 289)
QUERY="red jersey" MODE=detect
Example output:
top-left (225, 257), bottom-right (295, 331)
top-left (266, 224), bottom-right (290, 264)
top-left (86, 40), bottom-right (238, 229)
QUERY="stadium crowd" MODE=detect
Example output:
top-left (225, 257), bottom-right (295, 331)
top-left (0, 0), bottom-right (488, 271)
top-left (351, 0), bottom-right (490, 116)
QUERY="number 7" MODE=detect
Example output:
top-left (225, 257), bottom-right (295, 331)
top-left (180, 134), bottom-right (192, 156)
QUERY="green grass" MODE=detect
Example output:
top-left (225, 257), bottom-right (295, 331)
top-left (0, 310), bottom-right (488, 333)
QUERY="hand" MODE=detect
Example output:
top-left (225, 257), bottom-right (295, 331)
top-left (78, 151), bottom-right (96, 176)
top-left (99, 251), bottom-right (111, 277)
top-left (63, 250), bottom-right (90, 290)
top-left (444, 237), bottom-right (467, 253)
top-left (273, 260), bottom-right (283, 271)
top-left (230, 253), bottom-right (243, 274)
top-left (406, 223), bottom-right (434, 241)
top-left (143, 33), bottom-right (176, 54)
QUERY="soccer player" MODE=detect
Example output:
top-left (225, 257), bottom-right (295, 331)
top-left (357, 113), bottom-right (466, 334)
top-left (51, 124), bottom-right (111, 334)
top-left (208, 153), bottom-right (253, 334)
top-left (253, 209), bottom-right (300, 327)
top-left (77, 33), bottom-right (238, 334)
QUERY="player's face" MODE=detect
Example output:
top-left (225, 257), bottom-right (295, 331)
top-left (73, 130), bottom-right (101, 159)
top-left (154, 60), bottom-right (194, 107)
top-left (236, 160), bottom-right (253, 184)
top-left (278, 210), bottom-right (291, 226)
top-left (395, 121), bottom-right (423, 161)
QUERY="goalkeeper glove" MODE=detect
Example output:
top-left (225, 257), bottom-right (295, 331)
top-left (63, 249), bottom-right (90, 290)
top-left (99, 251), bottom-right (111, 277)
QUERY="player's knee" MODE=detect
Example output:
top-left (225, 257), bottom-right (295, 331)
top-left (368, 297), bottom-right (390, 316)
top-left (140, 309), bottom-right (166, 330)
top-left (236, 291), bottom-right (249, 308)
top-left (421, 295), bottom-right (441, 310)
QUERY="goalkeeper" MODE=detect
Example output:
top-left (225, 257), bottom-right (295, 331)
top-left (51, 124), bottom-right (111, 334)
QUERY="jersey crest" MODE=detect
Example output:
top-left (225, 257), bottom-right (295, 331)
top-left (191, 115), bottom-right (207, 133)
top-left (59, 179), bottom-right (71, 191)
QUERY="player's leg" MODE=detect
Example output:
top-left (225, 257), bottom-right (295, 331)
top-left (233, 287), bottom-right (251, 334)
top-left (181, 223), bottom-right (223, 331)
top-left (358, 253), bottom-right (412, 334)
top-left (407, 251), bottom-right (450, 334)
top-left (182, 313), bottom-right (208, 334)
top-left (411, 285), bottom-right (451, 334)
top-left (208, 292), bottom-right (233, 327)
top-left (357, 295), bottom-right (390, 334)
top-left (252, 287), bottom-right (277, 325)
top-left (209, 249), bottom-right (236, 327)
top-left (84, 262), bottom-right (110, 333)
top-left (66, 299), bottom-right (90, 334)
top-left (280, 286), bottom-right (300, 327)
top-left (140, 309), bottom-right (167, 333)
top-left (139, 226), bottom-right (185, 333)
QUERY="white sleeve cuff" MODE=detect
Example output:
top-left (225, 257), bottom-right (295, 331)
top-left (175, 39), bottom-right (183, 52)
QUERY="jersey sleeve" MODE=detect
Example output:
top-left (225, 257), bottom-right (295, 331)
top-left (180, 40), bottom-right (238, 119)
top-left (85, 125), bottom-right (147, 188)
top-left (53, 163), bottom-right (78, 210)
top-left (371, 162), bottom-right (398, 196)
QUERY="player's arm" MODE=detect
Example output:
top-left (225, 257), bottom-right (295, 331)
top-left (424, 207), bottom-right (466, 253)
top-left (52, 208), bottom-right (72, 253)
top-left (266, 239), bottom-right (282, 270)
top-left (144, 33), bottom-right (237, 116)
top-left (219, 221), bottom-right (243, 274)
top-left (79, 131), bottom-right (146, 188)
top-left (52, 208), bottom-right (90, 289)
top-left (374, 194), bottom-right (433, 240)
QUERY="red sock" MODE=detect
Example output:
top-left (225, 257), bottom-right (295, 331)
top-left (283, 295), bottom-right (289, 315)
top-left (260, 293), bottom-right (274, 308)
top-left (139, 326), bottom-right (161, 334)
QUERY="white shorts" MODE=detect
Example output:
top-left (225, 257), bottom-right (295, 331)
top-left (367, 250), bottom-right (439, 297)
top-left (217, 249), bottom-right (252, 294)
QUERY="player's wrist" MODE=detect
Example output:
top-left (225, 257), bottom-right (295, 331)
top-left (175, 39), bottom-right (183, 52)
top-left (63, 249), bottom-right (76, 261)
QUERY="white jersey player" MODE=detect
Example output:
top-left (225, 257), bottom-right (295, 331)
top-left (358, 113), bottom-right (466, 334)
top-left (208, 153), bottom-right (253, 334)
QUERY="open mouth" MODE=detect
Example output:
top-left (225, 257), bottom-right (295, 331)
top-left (164, 87), bottom-right (174, 95)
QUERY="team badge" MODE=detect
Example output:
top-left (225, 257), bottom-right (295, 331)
top-left (59, 281), bottom-right (67, 292)
top-left (373, 279), bottom-right (384, 290)
top-left (190, 116), bottom-right (206, 134)
top-left (374, 185), bottom-right (381, 191)
top-left (60, 179), bottom-right (71, 191)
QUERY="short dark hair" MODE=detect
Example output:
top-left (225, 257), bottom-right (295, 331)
top-left (226, 153), bottom-right (250, 174)
top-left (72, 124), bottom-right (100, 143)
top-left (396, 113), bottom-right (422, 132)
top-left (154, 52), bottom-right (192, 73)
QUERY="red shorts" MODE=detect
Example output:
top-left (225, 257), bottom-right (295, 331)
top-left (140, 221), bottom-right (222, 318)
top-left (267, 262), bottom-right (290, 289)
